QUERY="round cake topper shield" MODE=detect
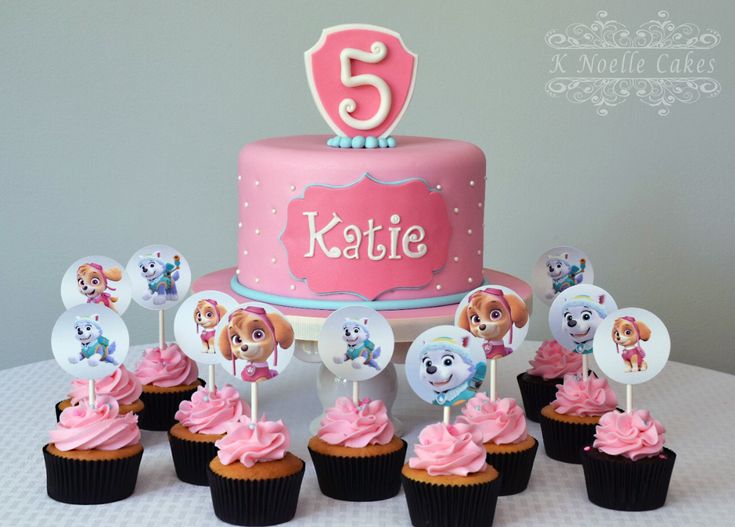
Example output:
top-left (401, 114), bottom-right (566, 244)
top-left (173, 290), bottom-right (239, 365)
top-left (61, 255), bottom-right (133, 314)
top-left (305, 24), bottom-right (417, 139)
top-left (126, 244), bottom-right (191, 311)
top-left (593, 308), bottom-right (671, 385)
top-left (548, 284), bottom-right (618, 355)
top-left (532, 246), bottom-right (593, 306)
top-left (214, 302), bottom-right (296, 383)
top-left (405, 325), bottom-right (486, 407)
top-left (51, 304), bottom-right (130, 380)
top-left (454, 285), bottom-right (530, 360)
top-left (317, 306), bottom-right (395, 381)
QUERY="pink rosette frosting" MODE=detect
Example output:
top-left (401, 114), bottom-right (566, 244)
top-left (135, 343), bottom-right (198, 387)
top-left (551, 374), bottom-right (618, 417)
top-left (215, 416), bottom-right (290, 467)
top-left (408, 422), bottom-right (487, 477)
top-left (175, 384), bottom-right (249, 435)
top-left (49, 396), bottom-right (140, 451)
top-left (68, 365), bottom-right (142, 405)
top-left (318, 397), bottom-right (394, 447)
top-left (527, 340), bottom-right (582, 380)
top-left (457, 394), bottom-right (529, 445)
top-left (594, 409), bottom-right (666, 461)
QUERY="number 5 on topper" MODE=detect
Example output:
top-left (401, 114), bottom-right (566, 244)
top-left (305, 24), bottom-right (418, 138)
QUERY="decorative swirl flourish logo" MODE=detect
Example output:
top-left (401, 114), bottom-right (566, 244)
top-left (545, 11), bottom-right (721, 116)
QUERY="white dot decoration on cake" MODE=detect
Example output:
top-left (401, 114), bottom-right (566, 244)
top-left (271, 208), bottom-right (277, 214)
top-left (477, 249), bottom-right (482, 255)
top-left (236, 269), bottom-right (240, 275)
top-left (255, 180), bottom-right (260, 187)
top-left (238, 222), bottom-right (242, 228)
top-left (289, 284), bottom-right (296, 291)
top-left (453, 256), bottom-right (459, 262)
top-left (255, 277), bottom-right (260, 284)
top-left (436, 184), bottom-right (442, 190)
top-left (467, 228), bottom-right (473, 235)
top-left (453, 207), bottom-right (460, 214)
top-left (237, 175), bottom-right (242, 181)
top-left (243, 201), bottom-right (249, 208)
top-left (290, 184), bottom-right (296, 191)
top-left (255, 228), bottom-right (261, 235)
top-left (271, 257), bottom-right (277, 263)
top-left (468, 277), bottom-right (474, 283)
top-left (390, 214), bottom-right (400, 224)
top-left (243, 249), bottom-right (248, 256)
top-left (478, 202), bottom-right (482, 207)
top-left (469, 180), bottom-right (475, 187)
top-left (436, 284), bottom-right (442, 291)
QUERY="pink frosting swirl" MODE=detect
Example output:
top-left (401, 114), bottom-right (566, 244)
top-left (175, 384), bottom-right (249, 434)
top-left (318, 397), bottom-right (394, 447)
top-left (594, 409), bottom-right (666, 461)
top-left (551, 374), bottom-right (618, 417)
top-left (135, 343), bottom-right (198, 387)
top-left (408, 422), bottom-right (487, 477)
top-left (68, 365), bottom-right (142, 405)
top-left (457, 394), bottom-right (529, 445)
top-left (215, 416), bottom-right (290, 467)
top-left (49, 396), bottom-right (141, 451)
top-left (527, 340), bottom-right (582, 379)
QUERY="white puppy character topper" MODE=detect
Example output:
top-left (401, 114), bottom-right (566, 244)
top-left (561, 294), bottom-right (609, 354)
top-left (138, 251), bottom-right (181, 305)
top-left (546, 252), bottom-right (586, 297)
top-left (419, 335), bottom-right (487, 406)
top-left (69, 314), bottom-right (117, 367)
top-left (333, 318), bottom-right (382, 370)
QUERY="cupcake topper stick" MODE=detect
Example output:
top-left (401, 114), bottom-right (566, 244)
top-left (251, 382), bottom-right (259, 424)
top-left (208, 364), bottom-right (216, 395)
top-left (442, 406), bottom-right (450, 425)
top-left (352, 380), bottom-right (360, 406)
top-left (582, 354), bottom-right (589, 383)
top-left (88, 379), bottom-right (96, 408)
top-left (592, 308), bottom-right (671, 414)
top-left (489, 359), bottom-right (498, 402)
top-left (158, 310), bottom-right (165, 350)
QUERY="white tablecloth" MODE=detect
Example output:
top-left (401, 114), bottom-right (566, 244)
top-left (2, 341), bottom-right (733, 526)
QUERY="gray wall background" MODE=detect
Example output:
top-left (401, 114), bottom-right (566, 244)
top-left (2, 1), bottom-right (733, 373)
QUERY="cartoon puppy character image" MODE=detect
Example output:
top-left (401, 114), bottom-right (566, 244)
top-left (69, 315), bottom-right (117, 367)
top-left (218, 306), bottom-right (294, 382)
top-left (561, 294), bottom-right (608, 354)
top-left (458, 288), bottom-right (528, 359)
top-left (333, 318), bottom-right (382, 370)
top-left (194, 299), bottom-right (227, 353)
top-left (138, 252), bottom-right (181, 305)
top-left (613, 316), bottom-right (651, 372)
top-left (545, 253), bottom-right (586, 299)
top-left (76, 263), bottom-right (123, 311)
top-left (418, 336), bottom-right (486, 406)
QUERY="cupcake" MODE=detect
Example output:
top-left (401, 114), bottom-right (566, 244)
top-left (539, 373), bottom-right (617, 463)
top-left (308, 397), bottom-right (406, 501)
top-left (135, 343), bottom-right (202, 431)
top-left (457, 394), bottom-right (537, 495)
top-left (582, 409), bottom-right (675, 511)
top-left (516, 340), bottom-right (582, 421)
top-left (55, 365), bottom-right (144, 421)
top-left (43, 396), bottom-right (143, 504)
top-left (401, 422), bottom-right (501, 527)
top-left (207, 416), bottom-right (305, 526)
top-left (169, 384), bottom-right (249, 485)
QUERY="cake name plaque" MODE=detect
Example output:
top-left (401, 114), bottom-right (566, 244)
top-left (281, 175), bottom-right (450, 300)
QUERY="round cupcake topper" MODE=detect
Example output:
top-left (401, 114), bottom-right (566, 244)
top-left (454, 285), bottom-right (529, 360)
top-left (317, 306), bottom-right (395, 381)
top-left (126, 244), bottom-right (191, 311)
top-left (532, 246), bottom-right (594, 306)
top-left (214, 302), bottom-right (296, 383)
top-left (61, 255), bottom-right (133, 314)
top-left (549, 284), bottom-right (617, 355)
top-left (173, 290), bottom-right (239, 365)
top-left (593, 308), bottom-right (670, 385)
top-left (51, 304), bottom-right (130, 380)
top-left (405, 325), bottom-right (486, 407)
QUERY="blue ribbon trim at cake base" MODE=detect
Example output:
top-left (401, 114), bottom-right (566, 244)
top-left (230, 274), bottom-right (484, 311)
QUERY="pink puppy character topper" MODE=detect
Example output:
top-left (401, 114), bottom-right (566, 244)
top-left (51, 303), bottom-right (130, 381)
top-left (173, 290), bottom-right (238, 365)
top-left (317, 306), bottom-right (395, 382)
top-left (532, 246), bottom-right (594, 306)
top-left (549, 284), bottom-right (618, 355)
top-left (593, 308), bottom-right (670, 386)
top-left (126, 244), bottom-right (191, 311)
top-left (305, 24), bottom-right (417, 146)
top-left (60, 255), bottom-right (133, 315)
top-left (215, 302), bottom-right (295, 383)
top-left (454, 285), bottom-right (530, 360)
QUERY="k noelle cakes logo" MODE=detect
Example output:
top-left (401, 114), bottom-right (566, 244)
top-left (545, 10), bottom-right (721, 116)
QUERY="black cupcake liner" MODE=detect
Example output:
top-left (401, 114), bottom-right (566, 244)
top-left (582, 447), bottom-right (676, 511)
top-left (169, 429), bottom-right (220, 486)
top-left (485, 437), bottom-right (538, 495)
top-left (539, 409), bottom-right (598, 464)
top-left (43, 444), bottom-right (143, 504)
top-left (207, 460), bottom-right (305, 526)
top-left (402, 472), bottom-right (501, 527)
top-left (308, 439), bottom-right (407, 501)
top-left (516, 372), bottom-right (562, 422)
top-left (138, 378), bottom-right (204, 431)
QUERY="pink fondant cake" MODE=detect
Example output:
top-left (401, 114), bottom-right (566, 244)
top-left (234, 135), bottom-right (486, 309)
